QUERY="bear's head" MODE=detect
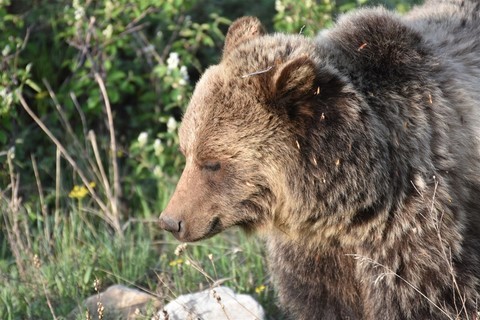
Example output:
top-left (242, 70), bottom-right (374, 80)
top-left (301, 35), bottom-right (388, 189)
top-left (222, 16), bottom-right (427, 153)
top-left (159, 17), bottom-right (381, 242)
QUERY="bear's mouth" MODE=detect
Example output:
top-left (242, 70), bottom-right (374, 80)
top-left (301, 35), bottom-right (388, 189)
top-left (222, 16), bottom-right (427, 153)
top-left (184, 216), bottom-right (223, 242)
top-left (205, 216), bottom-right (222, 237)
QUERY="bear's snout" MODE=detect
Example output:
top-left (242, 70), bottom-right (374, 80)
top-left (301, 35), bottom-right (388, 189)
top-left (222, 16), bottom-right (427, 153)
top-left (159, 215), bottom-right (183, 234)
top-left (159, 212), bottom-right (190, 241)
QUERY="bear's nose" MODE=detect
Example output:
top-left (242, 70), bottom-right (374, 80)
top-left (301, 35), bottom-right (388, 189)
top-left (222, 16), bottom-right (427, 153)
top-left (159, 215), bottom-right (183, 234)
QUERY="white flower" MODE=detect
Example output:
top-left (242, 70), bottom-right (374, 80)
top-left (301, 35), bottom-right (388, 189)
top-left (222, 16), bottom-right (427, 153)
top-left (0, 88), bottom-right (13, 106)
top-left (105, 0), bottom-right (114, 16)
top-left (8, 146), bottom-right (15, 159)
top-left (166, 52), bottom-right (180, 71)
top-left (2, 44), bottom-right (10, 56)
top-left (178, 65), bottom-right (189, 86)
top-left (167, 117), bottom-right (177, 132)
top-left (154, 138), bottom-right (163, 155)
top-left (143, 45), bottom-right (154, 54)
top-left (275, 0), bottom-right (285, 13)
top-left (73, 0), bottom-right (85, 21)
top-left (153, 165), bottom-right (163, 178)
top-left (137, 132), bottom-right (148, 147)
top-left (102, 24), bottom-right (113, 39)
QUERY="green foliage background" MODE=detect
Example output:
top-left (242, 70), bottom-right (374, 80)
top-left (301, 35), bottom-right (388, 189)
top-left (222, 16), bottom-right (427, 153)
top-left (0, 0), bottom-right (421, 318)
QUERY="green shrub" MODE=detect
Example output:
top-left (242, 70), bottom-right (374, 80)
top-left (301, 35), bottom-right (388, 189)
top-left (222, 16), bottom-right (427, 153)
top-left (1, 0), bottom-right (229, 218)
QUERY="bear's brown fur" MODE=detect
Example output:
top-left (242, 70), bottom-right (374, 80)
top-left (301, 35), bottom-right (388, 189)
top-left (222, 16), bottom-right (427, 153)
top-left (160, 1), bottom-right (480, 319)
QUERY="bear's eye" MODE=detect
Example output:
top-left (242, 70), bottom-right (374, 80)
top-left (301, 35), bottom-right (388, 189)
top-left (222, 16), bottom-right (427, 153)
top-left (202, 161), bottom-right (221, 172)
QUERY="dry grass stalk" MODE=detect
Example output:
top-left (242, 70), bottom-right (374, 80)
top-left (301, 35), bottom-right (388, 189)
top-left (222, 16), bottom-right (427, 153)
top-left (47, 80), bottom-right (103, 189)
top-left (3, 150), bottom-right (28, 279)
top-left (94, 72), bottom-right (122, 235)
top-left (33, 254), bottom-right (59, 320)
top-left (43, 79), bottom-right (77, 140)
top-left (16, 91), bottom-right (124, 235)
top-left (241, 66), bottom-right (273, 78)
top-left (31, 154), bottom-right (50, 248)
top-left (55, 147), bottom-right (61, 229)
top-left (88, 130), bottom-right (114, 214)
top-left (212, 289), bottom-right (231, 320)
top-left (70, 91), bottom-right (88, 143)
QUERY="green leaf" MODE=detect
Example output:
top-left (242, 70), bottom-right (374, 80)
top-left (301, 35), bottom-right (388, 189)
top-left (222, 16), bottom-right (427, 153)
top-left (25, 79), bottom-right (41, 93)
top-left (83, 266), bottom-right (92, 285)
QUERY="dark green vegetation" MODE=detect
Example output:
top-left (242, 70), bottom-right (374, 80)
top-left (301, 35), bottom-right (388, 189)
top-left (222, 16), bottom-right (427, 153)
top-left (0, 0), bottom-right (420, 318)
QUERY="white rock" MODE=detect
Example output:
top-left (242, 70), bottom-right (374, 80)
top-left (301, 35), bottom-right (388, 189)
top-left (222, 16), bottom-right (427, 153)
top-left (158, 286), bottom-right (265, 320)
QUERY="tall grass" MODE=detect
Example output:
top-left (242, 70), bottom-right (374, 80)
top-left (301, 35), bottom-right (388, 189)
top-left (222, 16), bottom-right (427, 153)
top-left (1, 171), bottom-right (278, 319)
top-left (0, 199), bottom-right (277, 319)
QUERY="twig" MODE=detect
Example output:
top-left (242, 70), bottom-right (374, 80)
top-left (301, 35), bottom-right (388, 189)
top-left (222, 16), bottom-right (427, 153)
top-left (126, 7), bottom-right (157, 30)
top-left (161, 14), bottom-right (186, 62)
top-left (299, 25), bottom-right (306, 35)
top-left (6, 26), bottom-right (31, 64)
top-left (99, 23), bottom-right (148, 52)
top-left (135, 31), bottom-right (162, 66)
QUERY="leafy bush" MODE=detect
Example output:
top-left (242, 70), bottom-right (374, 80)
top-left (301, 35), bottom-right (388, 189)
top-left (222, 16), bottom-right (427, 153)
top-left (1, 0), bottom-right (229, 218)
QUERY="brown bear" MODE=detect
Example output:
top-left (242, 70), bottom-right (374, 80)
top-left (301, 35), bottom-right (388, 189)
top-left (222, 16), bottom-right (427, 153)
top-left (160, 0), bottom-right (480, 319)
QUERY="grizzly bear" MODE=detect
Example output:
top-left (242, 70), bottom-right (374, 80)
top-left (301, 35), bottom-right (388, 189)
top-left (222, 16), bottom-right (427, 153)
top-left (160, 0), bottom-right (480, 319)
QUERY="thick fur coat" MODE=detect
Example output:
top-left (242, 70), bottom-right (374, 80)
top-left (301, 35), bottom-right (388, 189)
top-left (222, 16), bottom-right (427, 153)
top-left (160, 1), bottom-right (480, 319)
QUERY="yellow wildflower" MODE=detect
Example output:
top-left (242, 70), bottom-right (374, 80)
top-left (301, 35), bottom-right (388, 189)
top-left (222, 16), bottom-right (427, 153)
top-left (69, 182), bottom-right (96, 199)
top-left (169, 258), bottom-right (184, 267)
top-left (255, 284), bottom-right (266, 294)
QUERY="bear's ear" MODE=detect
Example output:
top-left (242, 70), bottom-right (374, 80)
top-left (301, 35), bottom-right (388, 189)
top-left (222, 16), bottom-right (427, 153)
top-left (271, 56), bottom-right (346, 120)
top-left (223, 17), bottom-right (265, 58)
top-left (273, 56), bottom-right (317, 103)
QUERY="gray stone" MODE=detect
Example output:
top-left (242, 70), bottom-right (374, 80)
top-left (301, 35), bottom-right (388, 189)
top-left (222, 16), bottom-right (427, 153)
top-left (159, 286), bottom-right (265, 320)
top-left (69, 284), bottom-right (161, 320)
